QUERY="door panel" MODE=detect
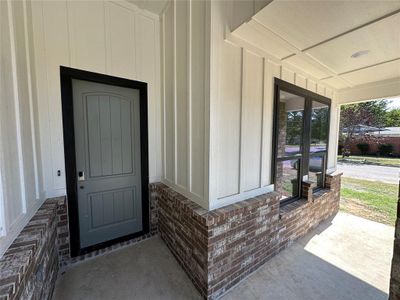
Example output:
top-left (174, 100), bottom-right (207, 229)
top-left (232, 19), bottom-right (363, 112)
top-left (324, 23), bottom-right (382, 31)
top-left (72, 79), bottom-right (142, 248)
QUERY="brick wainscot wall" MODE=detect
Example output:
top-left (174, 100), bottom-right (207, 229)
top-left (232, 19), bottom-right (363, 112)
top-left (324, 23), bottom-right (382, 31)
top-left (0, 198), bottom-right (65, 300)
top-left (155, 172), bottom-right (342, 299)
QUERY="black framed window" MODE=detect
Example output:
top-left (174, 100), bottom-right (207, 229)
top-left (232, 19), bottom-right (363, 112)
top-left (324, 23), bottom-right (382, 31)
top-left (309, 100), bottom-right (329, 189)
top-left (272, 79), bottom-right (331, 205)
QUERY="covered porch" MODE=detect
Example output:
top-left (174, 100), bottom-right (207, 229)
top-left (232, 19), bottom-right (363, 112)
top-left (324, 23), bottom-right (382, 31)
top-left (0, 0), bottom-right (399, 299)
top-left (53, 212), bottom-right (394, 300)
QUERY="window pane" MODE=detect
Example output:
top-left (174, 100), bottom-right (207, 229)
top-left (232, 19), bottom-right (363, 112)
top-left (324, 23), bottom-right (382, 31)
top-left (277, 91), bottom-right (305, 157)
top-left (309, 153), bottom-right (325, 188)
top-left (310, 101), bottom-right (329, 153)
top-left (276, 158), bottom-right (300, 200)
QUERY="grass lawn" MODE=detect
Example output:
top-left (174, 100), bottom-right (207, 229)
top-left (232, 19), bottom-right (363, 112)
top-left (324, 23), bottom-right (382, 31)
top-left (340, 177), bottom-right (398, 226)
top-left (338, 155), bottom-right (400, 167)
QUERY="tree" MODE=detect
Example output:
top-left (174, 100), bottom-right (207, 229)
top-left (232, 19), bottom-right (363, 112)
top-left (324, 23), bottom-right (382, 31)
top-left (286, 111), bottom-right (303, 145)
top-left (339, 100), bottom-right (388, 157)
top-left (311, 107), bottom-right (329, 144)
top-left (385, 109), bottom-right (400, 127)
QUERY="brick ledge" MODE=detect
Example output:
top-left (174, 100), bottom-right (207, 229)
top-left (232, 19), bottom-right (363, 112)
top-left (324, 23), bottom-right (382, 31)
top-left (0, 198), bottom-right (63, 300)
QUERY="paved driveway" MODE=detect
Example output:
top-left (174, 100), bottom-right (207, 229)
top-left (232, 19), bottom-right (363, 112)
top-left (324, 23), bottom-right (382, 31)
top-left (337, 162), bottom-right (399, 184)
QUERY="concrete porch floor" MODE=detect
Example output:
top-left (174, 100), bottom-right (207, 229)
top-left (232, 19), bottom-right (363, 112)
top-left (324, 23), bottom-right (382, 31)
top-left (53, 212), bottom-right (394, 300)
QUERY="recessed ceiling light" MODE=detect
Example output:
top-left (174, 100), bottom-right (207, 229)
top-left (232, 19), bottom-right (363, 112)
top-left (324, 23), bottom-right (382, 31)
top-left (351, 50), bottom-right (370, 58)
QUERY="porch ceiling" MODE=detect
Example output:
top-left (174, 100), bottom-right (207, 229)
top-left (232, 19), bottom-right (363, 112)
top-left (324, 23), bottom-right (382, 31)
top-left (232, 0), bottom-right (400, 90)
top-left (127, 0), bottom-right (168, 15)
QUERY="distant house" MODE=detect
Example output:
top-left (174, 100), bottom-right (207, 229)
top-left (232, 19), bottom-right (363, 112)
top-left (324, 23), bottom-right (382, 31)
top-left (370, 127), bottom-right (400, 137)
top-left (349, 127), bottom-right (400, 156)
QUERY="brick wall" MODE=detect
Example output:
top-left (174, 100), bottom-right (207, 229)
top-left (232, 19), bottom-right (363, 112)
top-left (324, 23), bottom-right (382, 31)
top-left (55, 197), bottom-right (70, 267)
top-left (349, 137), bottom-right (400, 156)
top-left (156, 186), bottom-right (209, 295)
top-left (0, 199), bottom-right (62, 300)
top-left (154, 172), bottom-right (341, 299)
top-left (389, 182), bottom-right (400, 299)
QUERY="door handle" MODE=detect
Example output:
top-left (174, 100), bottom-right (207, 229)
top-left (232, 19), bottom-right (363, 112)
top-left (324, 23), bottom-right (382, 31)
top-left (78, 171), bottom-right (85, 182)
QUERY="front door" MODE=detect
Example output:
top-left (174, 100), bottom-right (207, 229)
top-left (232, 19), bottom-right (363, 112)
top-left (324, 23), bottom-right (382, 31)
top-left (72, 79), bottom-right (142, 249)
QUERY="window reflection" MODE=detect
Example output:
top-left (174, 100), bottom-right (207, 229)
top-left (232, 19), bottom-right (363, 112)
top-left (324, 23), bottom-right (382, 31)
top-left (277, 91), bottom-right (305, 157)
top-left (309, 101), bottom-right (329, 188)
top-left (276, 159), bottom-right (300, 200)
top-left (310, 101), bottom-right (329, 153)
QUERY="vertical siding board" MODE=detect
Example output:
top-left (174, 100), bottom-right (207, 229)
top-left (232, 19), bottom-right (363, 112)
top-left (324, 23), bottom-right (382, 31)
top-left (241, 50), bottom-right (263, 192)
top-left (295, 74), bottom-right (307, 89)
top-left (190, 0), bottom-right (205, 197)
top-left (43, 0), bottom-right (70, 190)
top-left (11, 0), bottom-right (38, 206)
top-left (217, 42), bottom-right (242, 198)
top-left (163, 4), bottom-right (175, 183)
top-left (22, 0), bottom-right (41, 201)
top-left (317, 84), bottom-right (326, 96)
top-left (282, 67), bottom-right (295, 84)
top-left (307, 79), bottom-right (317, 93)
top-left (187, 0), bottom-right (192, 193)
top-left (1, 0), bottom-right (24, 222)
top-left (106, 2), bottom-right (136, 78)
top-left (134, 14), bottom-right (158, 181)
top-left (261, 60), bottom-right (281, 187)
top-left (175, 0), bottom-right (188, 189)
top-left (67, 1), bottom-right (107, 73)
top-left (8, 0), bottom-right (28, 214)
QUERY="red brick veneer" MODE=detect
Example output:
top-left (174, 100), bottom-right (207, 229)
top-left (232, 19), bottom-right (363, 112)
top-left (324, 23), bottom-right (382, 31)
top-left (154, 172), bottom-right (341, 299)
top-left (0, 200), bottom-right (61, 300)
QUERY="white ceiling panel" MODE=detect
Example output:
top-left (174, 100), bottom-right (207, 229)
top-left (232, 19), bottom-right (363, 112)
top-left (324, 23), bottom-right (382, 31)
top-left (284, 55), bottom-right (330, 80)
top-left (230, 0), bottom-right (400, 91)
top-left (127, 0), bottom-right (168, 15)
top-left (321, 77), bottom-right (351, 90)
top-left (341, 59), bottom-right (400, 85)
top-left (307, 13), bottom-right (400, 74)
top-left (253, 0), bottom-right (400, 50)
top-left (232, 20), bottom-right (295, 59)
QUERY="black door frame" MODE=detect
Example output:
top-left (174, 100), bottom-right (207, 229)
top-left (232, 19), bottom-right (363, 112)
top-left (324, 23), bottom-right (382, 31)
top-left (60, 66), bottom-right (149, 257)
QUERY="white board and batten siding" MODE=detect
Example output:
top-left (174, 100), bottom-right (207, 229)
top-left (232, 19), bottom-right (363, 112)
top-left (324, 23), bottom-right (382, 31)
top-left (208, 0), bottom-right (337, 210)
top-left (0, 0), bottom-right (341, 257)
top-left (161, 0), bottom-right (209, 208)
top-left (0, 0), bottom-right (44, 256)
top-left (31, 0), bottom-right (162, 198)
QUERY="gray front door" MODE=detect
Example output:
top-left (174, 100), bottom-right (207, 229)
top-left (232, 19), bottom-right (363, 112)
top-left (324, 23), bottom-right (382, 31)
top-left (72, 79), bottom-right (142, 248)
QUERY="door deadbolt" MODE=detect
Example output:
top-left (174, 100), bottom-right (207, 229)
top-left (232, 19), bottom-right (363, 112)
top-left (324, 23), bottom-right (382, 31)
top-left (78, 171), bottom-right (85, 181)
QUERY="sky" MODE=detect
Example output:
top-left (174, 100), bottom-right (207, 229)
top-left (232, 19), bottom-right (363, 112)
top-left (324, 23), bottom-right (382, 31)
top-left (387, 97), bottom-right (400, 110)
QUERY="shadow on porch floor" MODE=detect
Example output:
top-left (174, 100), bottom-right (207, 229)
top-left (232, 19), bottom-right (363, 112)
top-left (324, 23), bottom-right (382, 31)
top-left (53, 212), bottom-right (393, 300)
